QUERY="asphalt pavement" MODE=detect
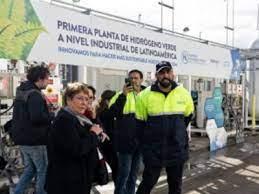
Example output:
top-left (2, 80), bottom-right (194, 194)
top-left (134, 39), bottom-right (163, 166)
top-left (93, 135), bottom-right (259, 194)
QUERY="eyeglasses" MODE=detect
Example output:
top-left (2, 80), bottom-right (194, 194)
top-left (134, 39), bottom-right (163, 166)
top-left (74, 95), bottom-right (89, 102)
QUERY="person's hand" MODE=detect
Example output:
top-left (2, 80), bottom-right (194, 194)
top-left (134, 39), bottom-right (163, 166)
top-left (99, 132), bottom-right (110, 142)
top-left (90, 124), bottom-right (103, 135)
top-left (85, 105), bottom-right (96, 119)
top-left (123, 84), bottom-right (133, 96)
top-left (91, 107), bottom-right (96, 119)
top-left (89, 105), bottom-right (96, 119)
top-left (48, 104), bottom-right (60, 113)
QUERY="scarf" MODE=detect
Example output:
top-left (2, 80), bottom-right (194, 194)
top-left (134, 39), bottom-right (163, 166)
top-left (63, 106), bottom-right (93, 126)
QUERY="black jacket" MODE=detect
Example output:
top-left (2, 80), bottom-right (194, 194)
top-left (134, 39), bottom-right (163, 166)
top-left (45, 109), bottom-right (99, 194)
top-left (11, 81), bottom-right (51, 145)
top-left (98, 108), bottom-right (115, 141)
top-left (109, 86), bottom-right (145, 154)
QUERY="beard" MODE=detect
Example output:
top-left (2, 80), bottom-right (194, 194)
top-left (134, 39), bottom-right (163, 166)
top-left (158, 78), bottom-right (172, 88)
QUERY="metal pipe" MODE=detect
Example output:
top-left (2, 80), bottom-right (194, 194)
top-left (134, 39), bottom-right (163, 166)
top-left (161, 0), bottom-right (163, 30)
top-left (172, 0), bottom-right (174, 32)
top-left (257, 4), bottom-right (259, 31)
top-left (232, 0), bottom-right (235, 47)
top-left (252, 60), bottom-right (256, 130)
top-left (241, 72), bottom-right (246, 129)
top-left (252, 95), bottom-right (256, 129)
top-left (158, 1), bottom-right (174, 9)
top-left (138, 14), bottom-right (142, 23)
top-left (199, 32), bottom-right (202, 39)
top-left (226, 0), bottom-right (229, 45)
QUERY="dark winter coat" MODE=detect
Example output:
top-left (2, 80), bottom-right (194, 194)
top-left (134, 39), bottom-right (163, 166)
top-left (108, 86), bottom-right (145, 154)
top-left (136, 82), bottom-right (194, 166)
top-left (45, 109), bottom-right (99, 194)
top-left (11, 81), bottom-right (51, 145)
top-left (98, 108), bottom-right (118, 182)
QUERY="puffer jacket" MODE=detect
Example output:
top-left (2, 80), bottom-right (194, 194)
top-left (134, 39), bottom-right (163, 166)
top-left (135, 81), bottom-right (194, 166)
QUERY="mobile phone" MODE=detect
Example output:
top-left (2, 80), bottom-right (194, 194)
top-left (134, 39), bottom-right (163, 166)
top-left (125, 78), bottom-right (131, 87)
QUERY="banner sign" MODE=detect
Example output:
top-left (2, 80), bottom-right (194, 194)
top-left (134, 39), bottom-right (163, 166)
top-left (0, 0), bottom-right (234, 78)
top-left (204, 97), bottom-right (216, 119)
top-left (230, 49), bottom-right (245, 80)
top-left (205, 87), bottom-right (224, 128)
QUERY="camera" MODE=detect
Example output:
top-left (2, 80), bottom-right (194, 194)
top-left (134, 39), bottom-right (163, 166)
top-left (125, 78), bottom-right (132, 87)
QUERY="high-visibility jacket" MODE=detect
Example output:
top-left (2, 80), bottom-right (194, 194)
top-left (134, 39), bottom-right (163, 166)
top-left (135, 81), bottom-right (194, 166)
top-left (109, 87), bottom-right (145, 153)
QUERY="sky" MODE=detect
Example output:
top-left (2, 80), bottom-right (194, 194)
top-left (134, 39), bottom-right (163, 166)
top-left (56, 0), bottom-right (259, 49)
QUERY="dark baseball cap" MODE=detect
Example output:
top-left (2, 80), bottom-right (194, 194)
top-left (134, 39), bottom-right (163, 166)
top-left (156, 61), bottom-right (172, 73)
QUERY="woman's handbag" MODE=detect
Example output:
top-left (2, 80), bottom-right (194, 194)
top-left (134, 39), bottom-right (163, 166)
top-left (94, 148), bottom-right (109, 185)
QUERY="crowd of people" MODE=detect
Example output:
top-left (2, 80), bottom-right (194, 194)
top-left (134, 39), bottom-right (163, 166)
top-left (9, 61), bottom-right (194, 194)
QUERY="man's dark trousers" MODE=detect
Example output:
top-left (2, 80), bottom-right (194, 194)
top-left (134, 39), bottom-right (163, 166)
top-left (136, 162), bottom-right (185, 194)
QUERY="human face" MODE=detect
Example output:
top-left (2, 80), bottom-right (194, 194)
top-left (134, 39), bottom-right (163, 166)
top-left (129, 72), bottom-right (143, 88)
top-left (37, 75), bottom-right (49, 90)
top-left (67, 91), bottom-right (89, 115)
top-left (88, 89), bottom-right (95, 106)
top-left (156, 68), bottom-right (174, 88)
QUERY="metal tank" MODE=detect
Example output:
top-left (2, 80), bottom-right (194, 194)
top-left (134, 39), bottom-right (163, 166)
top-left (249, 38), bottom-right (259, 119)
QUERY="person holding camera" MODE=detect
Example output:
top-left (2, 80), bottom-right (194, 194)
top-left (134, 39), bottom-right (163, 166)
top-left (108, 69), bottom-right (145, 194)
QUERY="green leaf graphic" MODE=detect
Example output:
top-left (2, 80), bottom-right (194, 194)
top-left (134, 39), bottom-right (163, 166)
top-left (0, 0), bottom-right (11, 19)
top-left (24, 0), bottom-right (40, 25)
top-left (0, 0), bottom-right (45, 60)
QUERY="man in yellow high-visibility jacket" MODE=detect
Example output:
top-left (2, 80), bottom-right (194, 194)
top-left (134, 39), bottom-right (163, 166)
top-left (109, 69), bottom-right (145, 194)
top-left (135, 61), bottom-right (194, 194)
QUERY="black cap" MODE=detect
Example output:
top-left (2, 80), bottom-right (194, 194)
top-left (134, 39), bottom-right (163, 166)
top-left (156, 61), bottom-right (172, 73)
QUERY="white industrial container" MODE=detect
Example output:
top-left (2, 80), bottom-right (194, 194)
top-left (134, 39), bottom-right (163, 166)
top-left (249, 38), bottom-right (259, 119)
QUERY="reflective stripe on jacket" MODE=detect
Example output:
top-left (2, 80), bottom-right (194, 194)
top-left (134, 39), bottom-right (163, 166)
top-left (108, 91), bottom-right (139, 153)
top-left (135, 82), bottom-right (194, 166)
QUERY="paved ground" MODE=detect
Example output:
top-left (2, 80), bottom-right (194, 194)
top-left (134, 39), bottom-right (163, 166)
top-left (1, 135), bottom-right (259, 194)
top-left (93, 135), bottom-right (259, 194)
top-left (183, 153), bottom-right (259, 194)
top-left (154, 135), bottom-right (259, 194)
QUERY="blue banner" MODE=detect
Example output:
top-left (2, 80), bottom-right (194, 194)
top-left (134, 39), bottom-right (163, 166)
top-left (204, 87), bottom-right (224, 128)
top-left (230, 49), bottom-right (246, 80)
top-left (205, 98), bottom-right (216, 119)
